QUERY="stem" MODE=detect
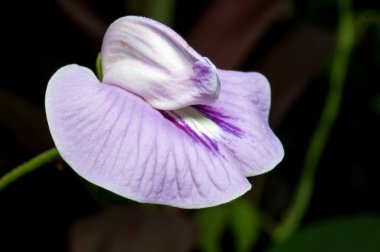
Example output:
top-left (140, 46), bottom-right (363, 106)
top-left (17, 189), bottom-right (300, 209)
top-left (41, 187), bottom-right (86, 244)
top-left (272, 0), bottom-right (355, 242)
top-left (0, 148), bottom-right (60, 191)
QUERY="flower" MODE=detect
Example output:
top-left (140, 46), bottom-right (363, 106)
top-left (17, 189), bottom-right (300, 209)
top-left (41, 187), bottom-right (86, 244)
top-left (45, 16), bottom-right (284, 208)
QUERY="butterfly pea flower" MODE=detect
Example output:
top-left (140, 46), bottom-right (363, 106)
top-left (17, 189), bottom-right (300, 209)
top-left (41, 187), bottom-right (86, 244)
top-left (45, 16), bottom-right (284, 208)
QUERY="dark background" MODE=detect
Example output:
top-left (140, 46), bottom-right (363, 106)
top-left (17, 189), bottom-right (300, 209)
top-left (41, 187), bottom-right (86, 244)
top-left (1, 0), bottom-right (379, 251)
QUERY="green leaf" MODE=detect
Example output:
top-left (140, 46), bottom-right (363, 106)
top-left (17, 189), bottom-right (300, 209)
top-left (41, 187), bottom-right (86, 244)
top-left (197, 200), bottom-right (262, 252)
top-left (197, 205), bottom-right (230, 252)
top-left (231, 200), bottom-right (261, 252)
top-left (266, 215), bottom-right (380, 252)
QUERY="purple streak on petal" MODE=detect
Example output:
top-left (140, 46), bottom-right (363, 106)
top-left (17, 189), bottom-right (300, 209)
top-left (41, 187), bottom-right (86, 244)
top-left (193, 105), bottom-right (243, 137)
top-left (201, 133), bottom-right (219, 152)
top-left (160, 111), bottom-right (219, 153)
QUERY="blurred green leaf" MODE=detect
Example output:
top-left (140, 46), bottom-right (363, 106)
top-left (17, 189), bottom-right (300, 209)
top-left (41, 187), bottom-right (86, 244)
top-left (266, 215), bottom-right (380, 252)
top-left (231, 200), bottom-right (261, 252)
top-left (197, 200), bottom-right (261, 252)
top-left (197, 204), bottom-right (229, 252)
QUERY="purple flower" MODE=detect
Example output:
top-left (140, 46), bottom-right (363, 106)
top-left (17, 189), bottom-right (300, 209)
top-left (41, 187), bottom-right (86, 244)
top-left (45, 16), bottom-right (284, 208)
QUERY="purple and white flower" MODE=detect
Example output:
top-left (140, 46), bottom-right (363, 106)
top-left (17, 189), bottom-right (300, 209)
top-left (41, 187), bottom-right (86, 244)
top-left (45, 16), bottom-right (284, 208)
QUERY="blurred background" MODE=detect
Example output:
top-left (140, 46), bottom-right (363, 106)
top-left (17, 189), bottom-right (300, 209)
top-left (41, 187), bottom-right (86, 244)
top-left (1, 0), bottom-right (379, 251)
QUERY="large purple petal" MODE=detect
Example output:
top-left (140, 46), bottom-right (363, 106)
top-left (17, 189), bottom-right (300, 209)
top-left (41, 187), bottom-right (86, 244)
top-left (46, 65), bottom-right (251, 208)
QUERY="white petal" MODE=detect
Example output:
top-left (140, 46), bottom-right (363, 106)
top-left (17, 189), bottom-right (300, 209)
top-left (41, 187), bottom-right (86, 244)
top-left (101, 16), bottom-right (220, 110)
